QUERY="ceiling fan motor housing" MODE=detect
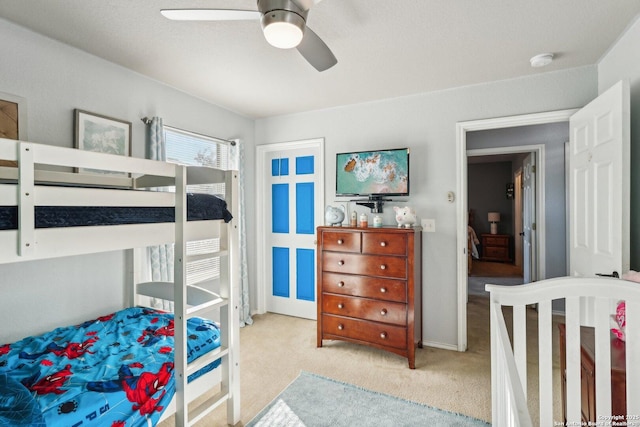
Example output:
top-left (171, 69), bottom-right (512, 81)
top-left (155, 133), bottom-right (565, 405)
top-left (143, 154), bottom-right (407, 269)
top-left (258, 0), bottom-right (308, 24)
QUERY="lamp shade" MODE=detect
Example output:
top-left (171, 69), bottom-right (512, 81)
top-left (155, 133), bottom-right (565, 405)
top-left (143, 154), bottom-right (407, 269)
top-left (488, 212), bottom-right (500, 223)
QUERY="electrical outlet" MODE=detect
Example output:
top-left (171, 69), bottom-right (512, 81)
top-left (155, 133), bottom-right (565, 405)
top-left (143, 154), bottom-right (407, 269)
top-left (421, 219), bottom-right (435, 232)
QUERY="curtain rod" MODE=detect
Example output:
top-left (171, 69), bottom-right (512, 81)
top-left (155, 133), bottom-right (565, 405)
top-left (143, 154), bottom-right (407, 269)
top-left (141, 117), bottom-right (236, 146)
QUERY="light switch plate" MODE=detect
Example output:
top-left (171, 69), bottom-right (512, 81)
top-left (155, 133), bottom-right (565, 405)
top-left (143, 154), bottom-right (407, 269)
top-left (421, 219), bottom-right (435, 232)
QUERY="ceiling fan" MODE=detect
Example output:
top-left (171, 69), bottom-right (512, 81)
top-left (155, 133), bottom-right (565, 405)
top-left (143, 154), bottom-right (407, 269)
top-left (161, 0), bottom-right (337, 72)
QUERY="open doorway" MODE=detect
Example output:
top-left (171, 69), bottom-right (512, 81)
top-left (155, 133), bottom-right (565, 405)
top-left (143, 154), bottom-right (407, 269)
top-left (466, 150), bottom-right (532, 297)
top-left (455, 110), bottom-right (575, 351)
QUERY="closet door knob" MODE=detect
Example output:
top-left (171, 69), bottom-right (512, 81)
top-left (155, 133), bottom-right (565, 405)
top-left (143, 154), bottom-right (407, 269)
top-left (338, 260), bottom-right (344, 266)
top-left (337, 239), bottom-right (343, 245)
top-left (338, 281), bottom-right (345, 287)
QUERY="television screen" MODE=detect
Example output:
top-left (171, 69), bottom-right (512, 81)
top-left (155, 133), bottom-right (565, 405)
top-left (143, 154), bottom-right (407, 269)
top-left (336, 148), bottom-right (409, 197)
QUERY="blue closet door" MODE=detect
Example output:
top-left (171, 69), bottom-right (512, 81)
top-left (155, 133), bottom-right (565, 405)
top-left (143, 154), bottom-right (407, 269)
top-left (266, 145), bottom-right (322, 319)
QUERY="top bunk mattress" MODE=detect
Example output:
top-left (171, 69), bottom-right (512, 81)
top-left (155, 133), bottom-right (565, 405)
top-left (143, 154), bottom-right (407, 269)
top-left (0, 192), bottom-right (233, 230)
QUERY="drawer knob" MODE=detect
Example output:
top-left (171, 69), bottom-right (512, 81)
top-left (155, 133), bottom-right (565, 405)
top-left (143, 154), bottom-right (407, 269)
top-left (337, 239), bottom-right (343, 245)
top-left (338, 260), bottom-right (344, 266)
top-left (338, 303), bottom-right (344, 309)
top-left (380, 287), bottom-right (387, 293)
top-left (338, 324), bottom-right (344, 330)
top-left (380, 332), bottom-right (387, 339)
top-left (380, 241), bottom-right (387, 247)
top-left (380, 264), bottom-right (386, 270)
top-left (338, 281), bottom-right (345, 287)
top-left (380, 308), bottom-right (387, 316)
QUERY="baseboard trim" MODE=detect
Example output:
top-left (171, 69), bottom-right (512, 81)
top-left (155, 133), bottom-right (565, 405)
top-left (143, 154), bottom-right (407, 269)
top-left (424, 340), bottom-right (459, 352)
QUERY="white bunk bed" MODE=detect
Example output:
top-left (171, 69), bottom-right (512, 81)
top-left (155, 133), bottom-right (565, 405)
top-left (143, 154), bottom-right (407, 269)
top-left (0, 138), bottom-right (240, 426)
top-left (486, 276), bottom-right (640, 426)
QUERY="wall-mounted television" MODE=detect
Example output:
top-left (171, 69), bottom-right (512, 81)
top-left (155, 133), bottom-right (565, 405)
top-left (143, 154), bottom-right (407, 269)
top-left (336, 148), bottom-right (410, 198)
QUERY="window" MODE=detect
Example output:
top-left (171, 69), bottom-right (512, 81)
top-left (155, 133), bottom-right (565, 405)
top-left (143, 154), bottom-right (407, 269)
top-left (165, 126), bottom-right (230, 197)
top-left (164, 126), bottom-right (232, 287)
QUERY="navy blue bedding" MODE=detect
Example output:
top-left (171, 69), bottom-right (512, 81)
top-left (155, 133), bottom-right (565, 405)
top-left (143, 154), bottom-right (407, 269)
top-left (0, 193), bottom-right (232, 230)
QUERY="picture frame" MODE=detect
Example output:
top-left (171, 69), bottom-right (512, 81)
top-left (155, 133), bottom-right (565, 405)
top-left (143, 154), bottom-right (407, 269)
top-left (74, 109), bottom-right (132, 175)
top-left (0, 91), bottom-right (28, 167)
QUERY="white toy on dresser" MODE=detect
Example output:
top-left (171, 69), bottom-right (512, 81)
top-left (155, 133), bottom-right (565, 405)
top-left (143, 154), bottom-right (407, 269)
top-left (393, 206), bottom-right (416, 228)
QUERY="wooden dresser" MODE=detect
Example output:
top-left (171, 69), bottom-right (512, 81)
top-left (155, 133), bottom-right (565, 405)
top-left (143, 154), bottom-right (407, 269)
top-left (481, 233), bottom-right (511, 262)
top-left (558, 324), bottom-right (627, 423)
top-left (316, 226), bottom-right (422, 369)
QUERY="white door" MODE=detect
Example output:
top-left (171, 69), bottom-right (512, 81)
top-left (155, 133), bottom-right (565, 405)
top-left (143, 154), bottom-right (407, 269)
top-left (522, 153), bottom-right (536, 283)
top-left (514, 169), bottom-right (523, 271)
top-left (569, 80), bottom-right (630, 278)
top-left (258, 139), bottom-right (324, 320)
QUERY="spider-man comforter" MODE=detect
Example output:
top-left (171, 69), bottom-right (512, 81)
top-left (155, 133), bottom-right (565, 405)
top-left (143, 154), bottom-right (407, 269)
top-left (0, 307), bottom-right (221, 426)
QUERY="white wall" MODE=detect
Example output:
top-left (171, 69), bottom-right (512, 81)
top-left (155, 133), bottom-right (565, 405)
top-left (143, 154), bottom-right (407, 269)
top-left (598, 14), bottom-right (640, 270)
top-left (256, 69), bottom-right (597, 348)
top-left (0, 19), bottom-right (254, 343)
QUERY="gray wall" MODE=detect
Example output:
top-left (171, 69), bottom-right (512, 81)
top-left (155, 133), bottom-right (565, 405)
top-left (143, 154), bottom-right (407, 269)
top-left (256, 70), bottom-right (596, 348)
top-left (598, 15), bottom-right (640, 270)
top-left (0, 19), bottom-right (255, 343)
top-left (467, 122), bottom-right (570, 280)
top-left (468, 161), bottom-right (514, 238)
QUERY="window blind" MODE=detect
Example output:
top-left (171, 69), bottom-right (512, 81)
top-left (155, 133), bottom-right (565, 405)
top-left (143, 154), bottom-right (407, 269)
top-left (164, 126), bottom-right (230, 286)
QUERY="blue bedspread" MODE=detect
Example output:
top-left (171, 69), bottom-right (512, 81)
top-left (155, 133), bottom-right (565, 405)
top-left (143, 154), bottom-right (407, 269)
top-left (0, 307), bottom-right (221, 426)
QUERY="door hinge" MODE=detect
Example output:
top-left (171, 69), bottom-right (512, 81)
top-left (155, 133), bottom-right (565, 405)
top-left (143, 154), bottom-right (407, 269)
top-left (532, 223), bottom-right (537, 231)
top-left (532, 165), bottom-right (536, 173)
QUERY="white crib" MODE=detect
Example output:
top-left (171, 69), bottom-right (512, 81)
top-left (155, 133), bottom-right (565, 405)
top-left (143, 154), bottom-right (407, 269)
top-left (487, 277), bottom-right (640, 426)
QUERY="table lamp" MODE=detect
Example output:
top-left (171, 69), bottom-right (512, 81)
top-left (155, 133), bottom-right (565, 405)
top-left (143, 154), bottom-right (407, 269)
top-left (488, 212), bottom-right (500, 235)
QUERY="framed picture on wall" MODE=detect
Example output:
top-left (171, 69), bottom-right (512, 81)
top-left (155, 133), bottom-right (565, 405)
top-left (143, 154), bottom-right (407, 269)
top-left (74, 109), bottom-right (131, 175)
top-left (0, 91), bottom-right (28, 167)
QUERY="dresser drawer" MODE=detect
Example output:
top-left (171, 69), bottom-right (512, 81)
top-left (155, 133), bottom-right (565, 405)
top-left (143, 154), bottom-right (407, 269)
top-left (322, 314), bottom-right (407, 350)
top-left (322, 294), bottom-right (407, 326)
top-left (484, 246), bottom-right (508, 259)
top-left (321, 231), bottom-right (361, 253)
top-left (362, 232), bottom-right (407, 256)
top-left (483, 235), bottom-right (508, 247)
top-left (322, 252), bottom-right (406, 279)
top-left (321, 272), bottom-right (407, 303)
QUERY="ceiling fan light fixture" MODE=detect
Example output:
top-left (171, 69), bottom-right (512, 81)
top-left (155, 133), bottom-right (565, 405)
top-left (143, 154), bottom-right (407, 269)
top-left (261, 9), bottom-right (305, 49)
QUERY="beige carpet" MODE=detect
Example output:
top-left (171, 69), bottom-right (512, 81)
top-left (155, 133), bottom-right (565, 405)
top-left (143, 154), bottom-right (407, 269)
top-left (161, 295), bottom-right (562, 426)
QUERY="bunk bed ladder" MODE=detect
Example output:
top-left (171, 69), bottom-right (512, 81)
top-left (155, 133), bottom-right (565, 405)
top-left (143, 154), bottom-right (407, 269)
top-left (173, 165), bottom-right (240, 427)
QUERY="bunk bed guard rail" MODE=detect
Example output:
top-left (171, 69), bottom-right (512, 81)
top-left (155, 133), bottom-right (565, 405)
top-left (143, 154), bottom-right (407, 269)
top-left (0, 138), bottom-right (229, 262)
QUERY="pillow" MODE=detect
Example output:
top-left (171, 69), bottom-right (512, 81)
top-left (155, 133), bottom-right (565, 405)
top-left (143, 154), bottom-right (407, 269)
top-left (0, 373), bottom-right (46, 426)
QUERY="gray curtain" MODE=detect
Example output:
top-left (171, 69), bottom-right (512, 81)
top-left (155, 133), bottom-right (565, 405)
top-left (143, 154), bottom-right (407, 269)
top-left (230, 141), bottom-right (253, 326)
top-left (147, 117), bottom-right (174, 310)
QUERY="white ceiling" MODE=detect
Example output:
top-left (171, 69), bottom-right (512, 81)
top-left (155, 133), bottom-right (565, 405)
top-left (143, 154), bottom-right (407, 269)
top-left (1, 1), bottom-right (639, 119)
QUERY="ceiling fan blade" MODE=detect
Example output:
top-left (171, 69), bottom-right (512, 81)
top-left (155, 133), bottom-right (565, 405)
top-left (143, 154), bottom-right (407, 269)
top-left (160, 9), bottom-right (261, 21)
top-left (296, 27), bottom-right (337, 71)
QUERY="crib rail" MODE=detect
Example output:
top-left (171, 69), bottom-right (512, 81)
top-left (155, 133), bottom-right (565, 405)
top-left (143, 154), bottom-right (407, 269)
top-left (486, 277), bottom-right (640, 427)
top-left (489, 297), bottom-right (533, 426)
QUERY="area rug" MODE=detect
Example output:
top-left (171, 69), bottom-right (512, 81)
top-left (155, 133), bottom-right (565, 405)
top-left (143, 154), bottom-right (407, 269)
top-left (246, 371), bottom-right (490, 427)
